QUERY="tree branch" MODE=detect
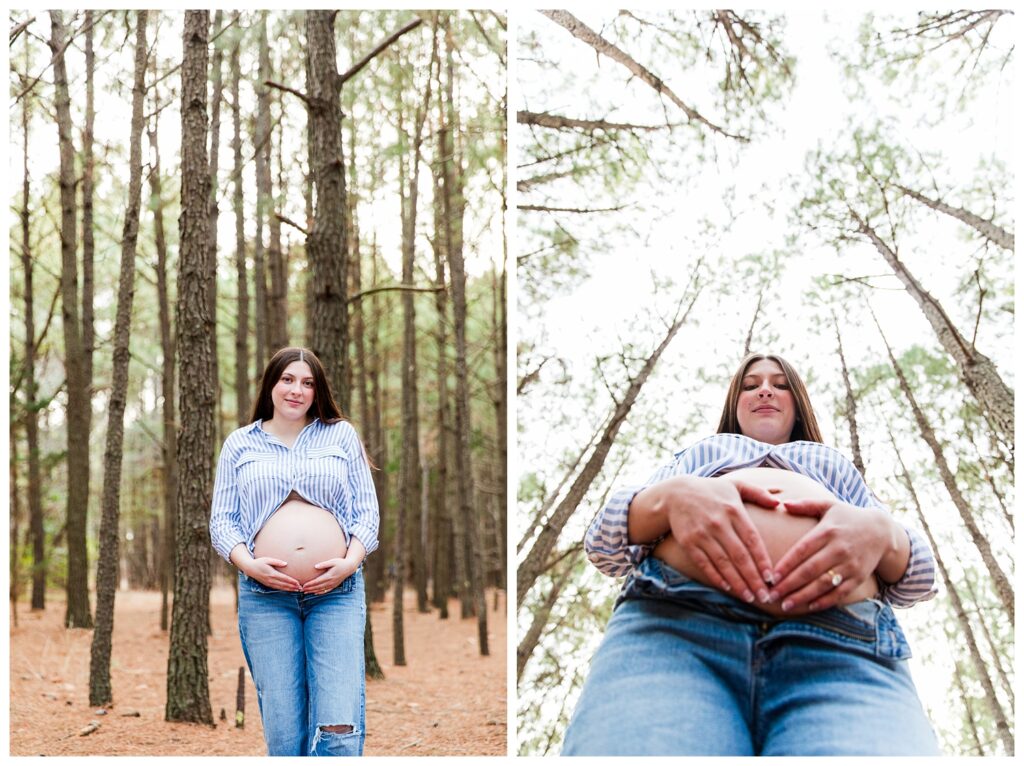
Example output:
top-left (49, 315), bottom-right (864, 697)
top-left (349, 283), bottom-right (445, 303)
top-left (520, 204), bottom-right (628, 214)
top-left (265, 79), bottom-right (310, 106)
top-left (337, 17), bottom-right (424, 88)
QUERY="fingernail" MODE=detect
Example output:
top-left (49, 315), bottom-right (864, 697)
top-left (744, 590), bottom-right (755, 603)
top-left (781, 600), bottom-right (792, 612)
top-left (763, 570), bottom-right (775, 584)
top-left (722, 583), bottom-right (731, 592)
top-left (772, 572), bottom-right (782, 583)
top-left (758, 589), bottom-right (770, 604)
top-left (767, 592), bottom-right (778, 604)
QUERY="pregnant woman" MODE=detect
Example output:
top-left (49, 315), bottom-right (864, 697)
top-left (210, 347), bottom-right (379, 756)
top-left (562, 352), bottom-right (940, 756)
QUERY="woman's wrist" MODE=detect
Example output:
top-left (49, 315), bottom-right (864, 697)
top-left (873, 512), bottom-right (911, 584)
top-left (627, 475), bottom-right (694, 544)
top-left (229, 543), bottom-right (256, 575)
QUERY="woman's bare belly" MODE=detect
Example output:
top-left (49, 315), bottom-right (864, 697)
top-left (652, 466), bottom-right (879, 616)
top-left (253, 493), bottom-right (347, 585)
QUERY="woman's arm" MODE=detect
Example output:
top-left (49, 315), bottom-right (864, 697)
top-left (630, 474), bottom-right (781, 603)
top-left (342, 423), bottom-right (379, 556)
top-left (209, 438), bottom-right (247, 562)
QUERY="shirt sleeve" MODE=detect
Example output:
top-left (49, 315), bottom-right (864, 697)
top-left (584, 450), bottom-right (691, 577)
top-left (210, 436), bottom-right (247, 563)
top-left (842, 461), bottom-right (938, 607)
top-left (342, 423), bottom-right (380, 556)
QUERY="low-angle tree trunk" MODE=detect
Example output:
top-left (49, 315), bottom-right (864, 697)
top-left (165, 10), bottom-right (214, 725)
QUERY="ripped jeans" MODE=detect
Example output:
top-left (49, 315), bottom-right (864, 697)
top-left (562, 557), bottom-right (940, 756)
top-left (238, 569), bottom-right (366, 756)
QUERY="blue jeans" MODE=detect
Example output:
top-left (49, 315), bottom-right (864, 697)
top-left (562, 557), bottom-right (940, 756)
top-left (237, 569), bottom-right (366, 756)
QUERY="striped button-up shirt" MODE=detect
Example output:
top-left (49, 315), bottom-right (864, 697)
top-left (210, 418), bottom-right (379, 563)
top-left (585, 433), bottom-right (937, 607)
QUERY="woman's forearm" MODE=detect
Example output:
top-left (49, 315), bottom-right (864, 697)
top-left (874, 514), bottom-right (911, 585)
top-left (229, 542), bottom-right (255, 574)
top-left (627, 477), bottom-right (688, 544)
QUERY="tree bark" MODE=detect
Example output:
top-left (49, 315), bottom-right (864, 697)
top-left (895, 184), bottom-right (1014, 251)
top-left (952, 660), bottom-right (985, 754)
top-left (888, 429), bottom-right (1012, 753)
top-left (517, 109), bottom-right (671, 132)
top-left (82, 10), bottom-right (96, 458)
top-left (259, 12), bottom-right (288, 354)
top-left (165, 10), bottom-right (214, 724)
top-left (430, 114), bottom-right (452, 616)
top-left (148, 92), bottom-right (177, 633)
top-left (305, 11), bottom-right (349, 401)
top-left (442, 22), bottom-right (488, 654)
top-left (871, 311), bottom-right (1013, 623)
top-left (50, 10), bottom-right (93, 629)
top-left (231, 36), bottom-right (250, 426)
top-left (366, 243), bottom-right (390, 603)
top-left (89, 11), bottom-right (147, 707)
top-left (853, 212), bottom-right (1014, 450)
top-left (207, 9), bottom-right (225, 448)
top-left (517, 551), bottom-right (577, 682)
top-left (832, 311), bottom-right (865, 476)
top-left (517, 275), bottom-right (704, 607)
top-left (20, 70), bottom-right (46, 612)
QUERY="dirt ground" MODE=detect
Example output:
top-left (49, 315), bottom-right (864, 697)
top-left (9, 584), bottom-right (506, 756)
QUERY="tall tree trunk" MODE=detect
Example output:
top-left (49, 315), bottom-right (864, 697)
top-left (11, 432), bottom-right (21, 626)
top-left (517, 274), bottom-right (704, 607)
top-left (962, 417), bottom-right (1012, 532)
top-left (166, 10), bottom-right (214, 725)
top-left (21, 75), bottom-right (46, 612)
top-left (443, 25), bottom-right (488, 654)
top-left (960, 572), bottom-right (1014, 709)
top-left (832, 311), bottom-right (865, 476)
top-left (305, 11), bottom-right (349, 402)
top-left (148, 95), bottom-right (177, 633)
top-left (391, 471), bottom-right (407, 666)
top-left (871, 310), bottom-right (1013, 622)
top-left (517, 551), bottom-right (578, 682)
top-left (431, 90), bottom-right (452, 616)
top-left (366, 243), bottom-right (389, 603)
top-left (439, 26), bottom-right (471, 622)
top-left (401, 36), bottom-right (436, 617)
top-left (89, 10), bottom-right (147, 708)
top-left (888, 429), bottom-right (1012, 753)
top-left (344, 108), bottom-right (383, 681)
top-left (952, 660), bottom-right (985, 754)
top-left (895, 184), bottom-right (1014, 251)
top-left (231, 37), bottom-right (250, 426)
top-left (81, 11), bottom-right (96, 469)
top-left (492, 114), bottom-right (508, 587)
top-left (260, 12), bottom-right (288, 353)
top-left (50, 10), bottom-right (93, 629)
top-left (853, 211), bottom-right (1014, 449)
top-left (208, 10), bottom-right (225, 449)
top-left (253, 20), bottom-right (270, 370)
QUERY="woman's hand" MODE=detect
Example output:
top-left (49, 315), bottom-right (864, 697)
top-left (635, 475), bottom-right (781, 604)
top-left (245, 557), bottom-right (302, 592)
top-left (768, 499), bottom-right (899, 612)
top-left (302, 556), bottom-right (359, 595)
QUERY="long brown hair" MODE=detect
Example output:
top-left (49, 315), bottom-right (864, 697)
top-left (716, 352), bottom-right (824, 443)
top-left (249, 347), bottom-right (344, 425)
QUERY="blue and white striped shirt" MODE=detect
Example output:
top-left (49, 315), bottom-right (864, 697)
top-left (210, 418), bottom-right (379, 563)
top-left (585, 433), bottom-right (937, 607)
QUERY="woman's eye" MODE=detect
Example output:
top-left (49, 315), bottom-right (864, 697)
top-left (304, 381), bottom-right (314, 388)
top-left (775, 383), bottom-right (789, 389)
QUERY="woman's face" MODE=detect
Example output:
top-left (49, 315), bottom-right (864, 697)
top-left (270, 360), bottom-right (315, 422)
top-left (735, 358), bottom-right (797, 445)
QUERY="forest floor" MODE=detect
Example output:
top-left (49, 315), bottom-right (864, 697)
top-left (9, 583), bottom-right (507, 756)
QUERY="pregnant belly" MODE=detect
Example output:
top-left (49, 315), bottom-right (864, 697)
top-left (652, 466), bottom-right (878, 615)
top-left (253, 499), bottom-right (348, 585)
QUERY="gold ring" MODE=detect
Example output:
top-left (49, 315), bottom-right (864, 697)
top-left (828, 570), bottom-right (843, 587)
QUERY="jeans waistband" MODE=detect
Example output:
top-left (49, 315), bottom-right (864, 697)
top-left (619, 556), bottom-right (912, 661)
